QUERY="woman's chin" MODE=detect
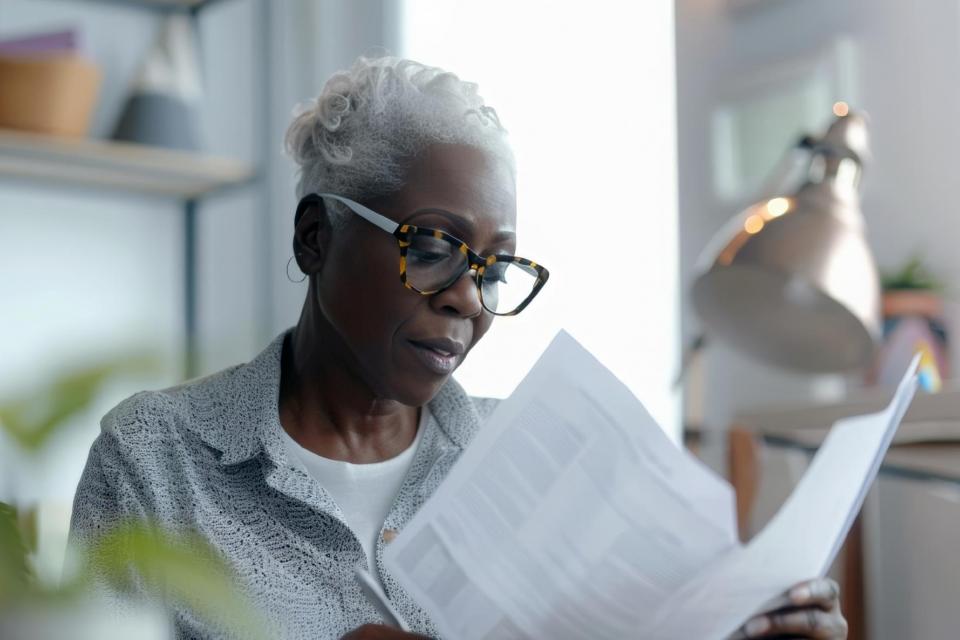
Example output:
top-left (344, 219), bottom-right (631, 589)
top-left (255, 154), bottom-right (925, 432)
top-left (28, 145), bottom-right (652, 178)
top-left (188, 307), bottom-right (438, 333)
top-left (386, 368), bottom-right (452, 408)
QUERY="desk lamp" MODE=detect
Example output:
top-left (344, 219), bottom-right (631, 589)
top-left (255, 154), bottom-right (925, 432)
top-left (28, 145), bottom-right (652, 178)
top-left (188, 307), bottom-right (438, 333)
top-left (691, 111), bottom-right (881, 372)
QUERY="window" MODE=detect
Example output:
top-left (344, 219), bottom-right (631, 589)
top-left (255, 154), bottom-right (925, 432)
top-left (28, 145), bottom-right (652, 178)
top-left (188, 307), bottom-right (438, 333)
top-left (402, 1), bottom-right (681, 438)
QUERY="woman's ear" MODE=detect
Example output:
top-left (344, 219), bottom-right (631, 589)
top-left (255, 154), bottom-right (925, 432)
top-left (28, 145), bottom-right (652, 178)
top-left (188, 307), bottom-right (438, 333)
top-left (292, 198), bottom-right (333, 276)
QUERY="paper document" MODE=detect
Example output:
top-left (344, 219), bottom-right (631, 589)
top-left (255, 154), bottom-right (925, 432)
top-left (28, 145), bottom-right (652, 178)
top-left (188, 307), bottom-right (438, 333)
top-left (384, 330), bottom-right (919, 640)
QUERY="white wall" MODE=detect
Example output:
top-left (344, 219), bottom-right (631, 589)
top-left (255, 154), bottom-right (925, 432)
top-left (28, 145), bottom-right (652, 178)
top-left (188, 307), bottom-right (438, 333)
top-left (401, 0), bottom-right (681, 438)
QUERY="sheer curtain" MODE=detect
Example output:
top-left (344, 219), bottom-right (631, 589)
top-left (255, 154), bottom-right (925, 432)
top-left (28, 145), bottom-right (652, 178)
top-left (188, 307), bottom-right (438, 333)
top-left (401, 0), bottom-right (681, 438)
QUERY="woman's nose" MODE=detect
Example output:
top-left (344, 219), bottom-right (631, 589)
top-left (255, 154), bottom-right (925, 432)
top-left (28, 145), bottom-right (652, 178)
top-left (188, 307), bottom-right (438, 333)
top-left (429, 268), bottom-right (484, 318)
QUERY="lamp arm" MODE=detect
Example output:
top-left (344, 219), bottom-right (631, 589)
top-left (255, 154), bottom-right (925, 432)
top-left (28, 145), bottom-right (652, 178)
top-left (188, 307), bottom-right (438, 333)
top-left (751, 134), bottom-right (817, 203)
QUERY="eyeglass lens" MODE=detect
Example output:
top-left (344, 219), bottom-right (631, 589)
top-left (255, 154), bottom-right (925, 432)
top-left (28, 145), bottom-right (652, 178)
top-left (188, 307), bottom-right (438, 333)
top-left (405, 234), bottom-right (539, 314)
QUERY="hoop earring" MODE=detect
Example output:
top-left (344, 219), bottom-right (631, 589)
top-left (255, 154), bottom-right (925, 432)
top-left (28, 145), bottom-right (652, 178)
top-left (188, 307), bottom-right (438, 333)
top-left (286, 255), bottom-right (306, 283)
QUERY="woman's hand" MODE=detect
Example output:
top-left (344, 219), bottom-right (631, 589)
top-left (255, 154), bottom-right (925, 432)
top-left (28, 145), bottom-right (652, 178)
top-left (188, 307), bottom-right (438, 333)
top-left (339, 624), bottom-right (431, 639)
top-left (730, 578), bottom-right (848, 639)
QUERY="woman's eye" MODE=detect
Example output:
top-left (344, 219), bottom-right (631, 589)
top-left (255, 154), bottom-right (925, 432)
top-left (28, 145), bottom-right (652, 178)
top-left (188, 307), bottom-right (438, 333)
top-left (409, 250), bottom-right (448, 264)
top-left (408, 236), bottom-right (454, 264)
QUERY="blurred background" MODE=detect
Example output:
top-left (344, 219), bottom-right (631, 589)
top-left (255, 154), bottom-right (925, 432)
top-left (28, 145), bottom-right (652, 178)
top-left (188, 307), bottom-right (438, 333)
top-left (1, 0), bottom-right (958, 638)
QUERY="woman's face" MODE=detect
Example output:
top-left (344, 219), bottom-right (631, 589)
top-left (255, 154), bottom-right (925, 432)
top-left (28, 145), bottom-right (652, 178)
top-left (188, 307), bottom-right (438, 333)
top-left (309, 143), bottom-right (517, 407)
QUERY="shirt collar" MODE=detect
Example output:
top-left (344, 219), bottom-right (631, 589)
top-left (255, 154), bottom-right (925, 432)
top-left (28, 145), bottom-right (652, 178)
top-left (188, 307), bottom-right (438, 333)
top-left (181, 330), bottom-right (286, 466)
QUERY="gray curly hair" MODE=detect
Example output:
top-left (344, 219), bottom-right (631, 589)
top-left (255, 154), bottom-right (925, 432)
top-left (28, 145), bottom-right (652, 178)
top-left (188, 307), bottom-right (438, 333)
top-left (284, 56), bottom-right (514, 228)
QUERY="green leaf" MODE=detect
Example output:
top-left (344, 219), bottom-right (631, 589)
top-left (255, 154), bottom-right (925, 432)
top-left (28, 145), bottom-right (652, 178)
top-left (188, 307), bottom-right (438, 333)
top-left (881, 256), bottom-right (945, 292)
top-left (0, 353), bottom-right (159, 452)
top-left (0, 502), bottom-right (32, 601)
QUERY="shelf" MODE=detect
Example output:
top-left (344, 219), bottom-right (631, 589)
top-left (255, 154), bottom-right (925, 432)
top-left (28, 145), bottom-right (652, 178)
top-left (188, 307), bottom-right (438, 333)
top-left (0, 128), bottom-right (255, 198)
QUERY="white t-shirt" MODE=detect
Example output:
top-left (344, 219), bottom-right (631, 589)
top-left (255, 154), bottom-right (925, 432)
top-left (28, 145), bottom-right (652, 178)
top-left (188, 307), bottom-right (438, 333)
top-left (279, 407), bottom-right (428, 587)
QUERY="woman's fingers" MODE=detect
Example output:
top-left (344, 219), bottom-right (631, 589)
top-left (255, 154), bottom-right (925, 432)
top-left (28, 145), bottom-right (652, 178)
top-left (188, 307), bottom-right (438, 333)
top-left (788, 578), bottom-right (841, 610)
top-left (729, 579), bottom-right (845, 639)
top-left (737, 606), bottom-right (848, 639)
top-left (769, 607), bottom-right (848, 638)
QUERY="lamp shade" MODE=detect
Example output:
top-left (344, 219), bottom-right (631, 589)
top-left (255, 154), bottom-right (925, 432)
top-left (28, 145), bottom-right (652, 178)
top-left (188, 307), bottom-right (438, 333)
top-left (692, 113), bottom-right (881, 372)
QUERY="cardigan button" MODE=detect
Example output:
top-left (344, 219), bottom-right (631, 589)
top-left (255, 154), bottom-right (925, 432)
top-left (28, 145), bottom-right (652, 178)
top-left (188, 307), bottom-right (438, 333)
top-left (382, 528), bottom-right (399, 544)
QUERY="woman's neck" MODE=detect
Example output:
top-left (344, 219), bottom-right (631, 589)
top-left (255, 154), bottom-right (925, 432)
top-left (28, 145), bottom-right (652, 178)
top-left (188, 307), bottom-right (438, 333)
top-left (278, 305), bottom-right (420, 463)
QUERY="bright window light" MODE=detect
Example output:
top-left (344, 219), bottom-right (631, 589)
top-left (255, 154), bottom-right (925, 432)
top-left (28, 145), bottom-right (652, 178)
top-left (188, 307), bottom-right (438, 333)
top-left (401, 0), bottom-right (680, 439)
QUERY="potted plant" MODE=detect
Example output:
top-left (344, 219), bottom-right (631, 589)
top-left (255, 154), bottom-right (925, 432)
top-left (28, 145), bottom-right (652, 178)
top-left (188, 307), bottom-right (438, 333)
top-left (881, 256), bottom-right (946, 319)
top-left (872, 256), bottom-right (950, 388)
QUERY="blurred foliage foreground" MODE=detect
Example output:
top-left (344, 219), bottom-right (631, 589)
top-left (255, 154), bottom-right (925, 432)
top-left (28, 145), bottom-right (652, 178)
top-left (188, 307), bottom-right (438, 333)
top-left (0, 356), bottom-right (269, 639)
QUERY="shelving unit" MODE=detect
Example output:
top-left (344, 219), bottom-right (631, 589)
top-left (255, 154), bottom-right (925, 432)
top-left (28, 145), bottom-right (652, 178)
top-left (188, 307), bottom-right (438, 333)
top-left (4, 0), bottom-right (269, 377)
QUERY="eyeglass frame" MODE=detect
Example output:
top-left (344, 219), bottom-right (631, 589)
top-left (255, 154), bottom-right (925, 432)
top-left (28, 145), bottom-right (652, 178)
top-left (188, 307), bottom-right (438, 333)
top-left (295, 192), bottom-right (550, 316)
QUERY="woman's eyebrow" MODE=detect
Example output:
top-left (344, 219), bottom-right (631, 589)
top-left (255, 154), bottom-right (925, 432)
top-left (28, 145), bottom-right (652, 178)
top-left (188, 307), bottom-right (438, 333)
top-left (404, 208), bottom-right (517, 244)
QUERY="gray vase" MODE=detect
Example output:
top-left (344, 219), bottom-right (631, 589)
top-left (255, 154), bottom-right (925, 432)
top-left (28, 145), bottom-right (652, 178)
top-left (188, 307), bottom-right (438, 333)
top-left (112, 91), bottom-right (199, 151)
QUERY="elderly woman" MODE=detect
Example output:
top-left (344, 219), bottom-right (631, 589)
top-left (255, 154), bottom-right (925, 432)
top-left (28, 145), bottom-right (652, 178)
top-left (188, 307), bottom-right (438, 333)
top-left (70, 57), bottom-right (847, 640)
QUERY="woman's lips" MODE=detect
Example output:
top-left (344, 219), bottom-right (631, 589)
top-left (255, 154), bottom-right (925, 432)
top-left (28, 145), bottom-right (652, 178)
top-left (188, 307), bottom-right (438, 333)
top-left (408, 340), bottom-right (459, 375)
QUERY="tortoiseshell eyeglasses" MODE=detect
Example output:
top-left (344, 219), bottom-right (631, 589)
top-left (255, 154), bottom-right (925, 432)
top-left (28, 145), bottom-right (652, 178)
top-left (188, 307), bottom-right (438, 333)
top-left (296, 193), bottom-right (549, 316)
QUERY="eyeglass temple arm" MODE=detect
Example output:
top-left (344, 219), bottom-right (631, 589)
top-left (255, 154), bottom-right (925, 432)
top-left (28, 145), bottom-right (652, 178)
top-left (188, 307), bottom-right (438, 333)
top-left (315, 193), bottom-right (400, 234)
